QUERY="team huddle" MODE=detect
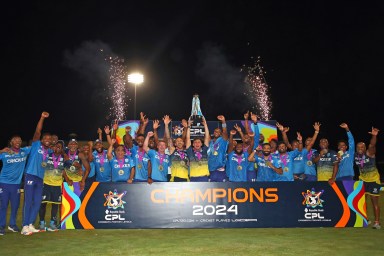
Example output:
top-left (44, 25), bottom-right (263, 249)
top-left (0, 110), bottom-right (381, 236)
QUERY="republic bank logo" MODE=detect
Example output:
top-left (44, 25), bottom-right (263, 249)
top-left (302, 188), bottom-right (324, 208)
top-left (104, 189), bottom-right (127, 210)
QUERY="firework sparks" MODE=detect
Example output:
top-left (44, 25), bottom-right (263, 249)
top-left (105, 53), bottom-right (129, 120)
top-left (243, 57), bottom-right (272, 120)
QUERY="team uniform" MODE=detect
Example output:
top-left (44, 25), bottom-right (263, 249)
top-left (64, 149), bottom-right (83, 182)
top-left (110, 155), bottom-right (135, 182)
top-left (131, 146), bottom-right (150, 182)
top-left (336, 131), bottom-right (355, 180)
top-left (170, 149), bottom-right (189, 182)
top-left (208, 137), bottom-right (229, 182)
top-left (41, 153), bottom-right (65, 204)
top-left (226, 151), bottom-right (249, 182)
top-left (147, 149), bottom-right (170, 182)
top-left (247, 123), bottom-right (260, 182)
top-left (93, 150), bottom-right (112, 182)
top-left (0, 147), bottom-right (31, 232)
top-left (254, 155), bottom-right (281, 182)
top-left (292, 151), bottom-right (305, 180)
top-left (23, 141), bottom-right (52, 228)
top-left (355, 154), bottom-right (381, 196)
top-left (39, 152), bottom-right (65, 231)
top-left (275, 150), bottom-right (300, 181)
top-left (317, 149), bottom-right (338, 181)
top-left (186, 146), bottom-right (209, 182)
top-left (302, 149), bottom-right (318, 181)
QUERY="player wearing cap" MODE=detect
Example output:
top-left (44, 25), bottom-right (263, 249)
top-left (21, 112), bottom-right (52, 235)
top-left (0, 136), bottom-right (31, 235)
top-left (64, 138), bottom-right (90, 191)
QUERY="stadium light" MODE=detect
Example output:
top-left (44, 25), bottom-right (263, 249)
top-left (127, 73), bottom-right (144, 120)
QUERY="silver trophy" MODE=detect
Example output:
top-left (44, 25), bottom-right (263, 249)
top-left (190, 94), bottom-right (204, 126)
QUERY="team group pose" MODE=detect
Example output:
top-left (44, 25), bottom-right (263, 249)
top-left (0, 110), bottom-right (381, 235)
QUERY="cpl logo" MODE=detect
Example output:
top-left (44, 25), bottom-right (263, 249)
top-left (105, 209), bottom-right (125, 221)
top-left (304, 208), bottom-right (324, 220)
top-left (104, 189), bottom-right (127, 209)
top-left (302, 188), bottom-right (324, 208)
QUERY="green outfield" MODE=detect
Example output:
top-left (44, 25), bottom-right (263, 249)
top-left (1, 192), bottom-right (384, 256)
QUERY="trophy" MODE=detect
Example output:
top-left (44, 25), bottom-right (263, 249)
top-left (190, 94), bottom-right (204, 126)
top-left (189, 94), bottom-right (205, 137)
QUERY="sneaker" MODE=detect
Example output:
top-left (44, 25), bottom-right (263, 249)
top-left (39, 221), bottom-right (46, 232)
top-left (21, 225), bottom-right (32, 236)
top-left (8, 225), bottom-right (20, 232)
top-left (367, 219), bottom-right (372, 225)
top-left (28, 224), bottom-right (40, 233)
top-left (372, 222), bottom-right (381, 229)
top-left (0, 227), bottom-right (5, 236)
top-left (47, 221), bottom-right (58, 232)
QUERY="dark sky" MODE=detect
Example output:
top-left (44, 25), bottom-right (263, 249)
top-left (2, 1), bottom-right (384, 162)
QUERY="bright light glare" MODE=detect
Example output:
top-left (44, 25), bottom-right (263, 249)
top-left (128, 73), bottom-right (144, 85)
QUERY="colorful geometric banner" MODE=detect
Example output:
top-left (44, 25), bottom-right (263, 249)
top-left (61, 181), bottom-right (367, 229)
top-left (115, 120), bottom-right (277, 143)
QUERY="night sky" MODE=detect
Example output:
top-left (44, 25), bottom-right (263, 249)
top-left (2, 1), bottom-right (384, 163)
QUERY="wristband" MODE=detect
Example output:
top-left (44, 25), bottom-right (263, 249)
top-left (222, 123), bottom-right (227, 128)
top-left (315, 131), bottom-right (319, 134)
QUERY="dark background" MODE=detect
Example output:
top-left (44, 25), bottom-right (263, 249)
top-left (2, 1), bottom-right (384, 173)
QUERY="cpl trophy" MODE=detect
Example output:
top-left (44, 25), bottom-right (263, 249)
top-left (189, 94), bottom-right (206, 137)
top-left (190, 94), bottom-right (204, 125)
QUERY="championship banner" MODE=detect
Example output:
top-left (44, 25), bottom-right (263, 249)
top-left (115, 120), bottom-right (277, 142)
top-left (61, 181), bottom-right (367, 229)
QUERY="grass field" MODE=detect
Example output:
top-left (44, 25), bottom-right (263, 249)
top-left (1, 192), bottom-right (384, 256)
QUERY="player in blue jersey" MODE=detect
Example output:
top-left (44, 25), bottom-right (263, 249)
top-left (143, 131), bottom-right (170, 182)
top-left (107, 139), bottom-right (135, 183)
top-left (331, 123), bottom-right (355, 182)
top-left (274, 136), bottom-right (303, 181)
top-left (0, 136), bottom-right (31, 235)
top-left (89, 126), bottom-right (113, 182)
top-left (208, 115), bottom-right (229, 182)
top-left (248, 143), bottom-right (283, 181)
top-left (300, 122), bottom-right (321, 181)
top-left (277, 122), bottom-right (306, 181)
top-left (226, 129), bottom-right (252, 182)
top-left (355, 127), bottom-right (381, 229)
top-left (21, 111), bottom-right (52, 235)
top-left (131, 134), bottom-right (151, 182)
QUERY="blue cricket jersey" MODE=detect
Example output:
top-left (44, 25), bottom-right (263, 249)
top-left (0, 147), bottom-right (31, 184)
top-left (25, 141), bottom-right (52, 179)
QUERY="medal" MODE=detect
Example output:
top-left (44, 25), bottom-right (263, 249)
top-left (137, 164), bottom-right (142, 169)
top-left (41, 162), bottom-right (47, 167)
top-left (159, 165), bottom-right (164, 171)
top-left (99, 167), bottom-right (105, 172)
top-left (69, 165), bottom-right (76, 172)
top-left (118, 169), bottom-right (124, 175)
top-left (213, 151), bottom-right (218, 156)
top-left (180, 160), bottom-right (185, 166)
top-left (265, 161), bottom-right (270, 166)
top-left (237, 165), bottom-right (242, 171)
top-left (307, 161), bottom-right (313, 166)
top-left (284, 167), bottom-right (289, 172)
